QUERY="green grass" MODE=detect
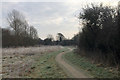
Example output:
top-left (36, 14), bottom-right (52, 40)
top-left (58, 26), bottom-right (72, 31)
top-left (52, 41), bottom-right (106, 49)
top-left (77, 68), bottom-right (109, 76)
top-left (63, 51), bottom-right (120, 78)
top-left (26, 48), bottom-right (68, 78)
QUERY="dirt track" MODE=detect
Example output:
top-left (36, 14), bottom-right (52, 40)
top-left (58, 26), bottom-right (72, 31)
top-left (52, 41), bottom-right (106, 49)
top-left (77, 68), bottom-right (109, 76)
top-left (55, 48), bottom-right (90, 78)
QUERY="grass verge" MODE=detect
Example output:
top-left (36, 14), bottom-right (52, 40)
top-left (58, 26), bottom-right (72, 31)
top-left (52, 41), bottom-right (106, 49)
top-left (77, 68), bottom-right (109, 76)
top-left (63, 50), bottom-right (120, 78)
top-left (26, 48), bottom-right (68, 78)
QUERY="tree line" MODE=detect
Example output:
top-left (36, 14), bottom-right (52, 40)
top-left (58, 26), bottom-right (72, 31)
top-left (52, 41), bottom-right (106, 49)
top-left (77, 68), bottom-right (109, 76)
top-left (38, 33), bottom-right (78, 46)
top-left (77, 3), bottom-right (120, 68)
top-left (2, 10), bottom-right (39, 47)
top-left (2, 9), bottom-right (78, 47)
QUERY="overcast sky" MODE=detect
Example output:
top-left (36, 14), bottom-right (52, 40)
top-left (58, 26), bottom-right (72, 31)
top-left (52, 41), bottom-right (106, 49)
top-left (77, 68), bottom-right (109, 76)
top-left (1, 0), bottom-right (119, 39)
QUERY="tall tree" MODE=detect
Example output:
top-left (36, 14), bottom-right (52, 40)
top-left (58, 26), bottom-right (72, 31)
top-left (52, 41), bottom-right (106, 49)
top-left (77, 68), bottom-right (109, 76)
top-left (7, 9), bottom-right (27, 36)
top-left (29, 26), bottom-right (38, 39)
top-left (78, 4), bottom-right (116, 51)
top-left (77, 3), bottom-right (120, 66)
top-left (57, 33), bottom-right (65, 42)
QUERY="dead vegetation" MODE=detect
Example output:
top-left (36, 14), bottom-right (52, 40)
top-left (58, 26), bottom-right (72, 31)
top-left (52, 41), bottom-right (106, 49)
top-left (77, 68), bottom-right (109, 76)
top-left (2, 46), bottom-right (62, 78)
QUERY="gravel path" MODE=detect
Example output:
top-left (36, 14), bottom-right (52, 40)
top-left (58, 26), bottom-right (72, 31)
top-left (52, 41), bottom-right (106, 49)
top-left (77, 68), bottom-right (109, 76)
top-left (55, 48), bottom-right (90, 78)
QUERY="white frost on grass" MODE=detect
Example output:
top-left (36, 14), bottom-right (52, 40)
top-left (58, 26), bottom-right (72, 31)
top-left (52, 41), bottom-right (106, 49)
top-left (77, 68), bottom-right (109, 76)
top-left (2, 46), bottom-right (62, 78)
top-left (3, 46), bottom-right (62, 55)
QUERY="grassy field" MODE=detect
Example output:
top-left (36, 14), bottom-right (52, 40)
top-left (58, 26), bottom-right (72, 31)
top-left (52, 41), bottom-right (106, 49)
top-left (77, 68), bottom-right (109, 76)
top-left (3, 46), bottom-right (119, 78)
top-left (63, 50), bottom-right (120, 78)
top-left (27, 48), bottom-right (68, 78)
top-left (2, 46), bottom-right (68, 78)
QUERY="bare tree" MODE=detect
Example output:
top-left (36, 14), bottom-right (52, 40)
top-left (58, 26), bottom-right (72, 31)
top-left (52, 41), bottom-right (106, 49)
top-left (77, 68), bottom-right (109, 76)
top-left (29, 26), bottom-right (38, 39)
top-left (5, 9), bottom-right (39, 47)
top-left (7, 9), bottom-right (27, 36)
top-left (20, 20), bottom-right (29, 37)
